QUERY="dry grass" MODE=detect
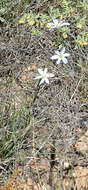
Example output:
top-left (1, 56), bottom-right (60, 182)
top-left (0, 0), bottom-right (88, 189)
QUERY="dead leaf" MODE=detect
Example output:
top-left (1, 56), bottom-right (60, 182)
top-left (75, 130), bottom-right (88, 155)
top-left (73, 166), bottom-right (88, 189)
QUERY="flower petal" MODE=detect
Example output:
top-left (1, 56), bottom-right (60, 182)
top-left (62, 57), bottom-right (68, 64)
top-left (61, 22), bottom-right (70, 27)
top-left (44, 78), bottom-right (49, 84)
top-left (61, 47), bottom-right (65, 54)
top-left (58, 21), bottom-right (63, 26)
top-left (55, 50), bottom-right (60, 56)
top-left (49, 28), bottom-right (55, 31)
top-left (39, 78), bottom-right (45, 85)
top-left (53, 19), bottom-right (59, 25)
top-left (64, 53), bottom-right (70, 57)
top-left (47, 23), bottom-right (55, 28)
top-left (56, 58), bottom-right (61, 64)
top-left (51, 55), bottom-right (59, 60)
top-left (48, 73), bottom-right (54, 78)
top-left (44, 68), bottom-right (48, 74)
top-left (38, 68), bottom-right (43, 75)
top-left (35, 75), bottom-right (42, 79)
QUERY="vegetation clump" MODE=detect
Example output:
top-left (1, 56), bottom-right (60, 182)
top-left (0, 0), bottom-right (88, 189)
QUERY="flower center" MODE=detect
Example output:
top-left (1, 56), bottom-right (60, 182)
top-left (43, 73), bottom-right (47, 78)
top-left (60, 54), bottom-right (64, 59)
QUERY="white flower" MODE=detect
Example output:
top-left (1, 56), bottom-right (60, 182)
top-left (51, 47), bottom-right (70, 64)
top-left (35, 68), bottom-right (54, 85)
top-left (47, 19), bottom-right (70, 30)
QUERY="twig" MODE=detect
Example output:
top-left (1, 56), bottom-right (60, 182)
top-left (69, 77), bottom-right (83, 104)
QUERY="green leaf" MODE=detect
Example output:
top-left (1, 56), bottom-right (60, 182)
top-left (0, 16), bottom-right (6, 23)
top-left (0, 8), bottom-right (6, 14)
